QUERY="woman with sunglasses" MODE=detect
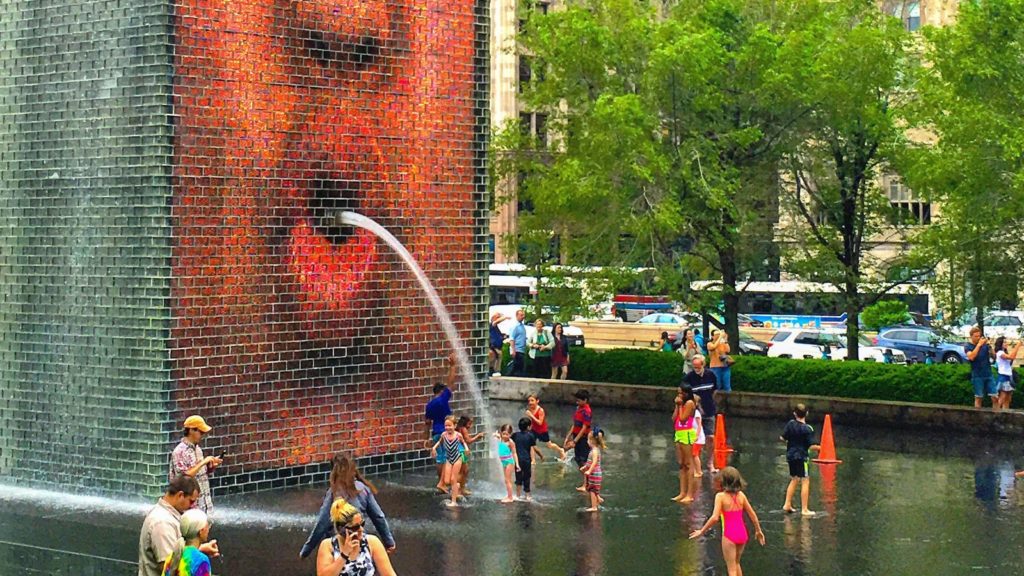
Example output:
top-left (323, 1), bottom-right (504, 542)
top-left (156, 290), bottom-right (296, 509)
top-left (317, 499), bottom-right (397, 576)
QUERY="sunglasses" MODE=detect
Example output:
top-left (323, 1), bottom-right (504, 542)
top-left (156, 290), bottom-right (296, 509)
top-left (344, 521), bottom-right (365, 532)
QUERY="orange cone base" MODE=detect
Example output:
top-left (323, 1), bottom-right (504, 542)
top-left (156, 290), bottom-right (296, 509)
top-left (714, 448), bottom-right (735, 454)
top-left (812, 458), bottom-right (842, 464)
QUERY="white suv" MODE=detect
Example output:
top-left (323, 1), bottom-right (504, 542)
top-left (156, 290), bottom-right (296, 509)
top-left (957, 311), bottom-right (1024, 339)
top-left (768, 329), bottom-right (906, 363)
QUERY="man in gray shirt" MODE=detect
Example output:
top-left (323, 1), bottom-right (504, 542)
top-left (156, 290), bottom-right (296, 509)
top-left (138, 475), bottom-right (220, 576)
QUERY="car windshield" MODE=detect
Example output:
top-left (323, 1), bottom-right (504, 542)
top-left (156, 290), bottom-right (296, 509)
top-left (930, 327), bottom-right (961, 343)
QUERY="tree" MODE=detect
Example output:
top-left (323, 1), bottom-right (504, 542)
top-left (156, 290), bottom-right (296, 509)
top-left (860, 300), bottom-right (910, 331)
top-left (493, 0), bottom-right (813, 349)
top-left (780, 0), bottom-right (922, 359)
top-left (902, 0), bottom-right (1024, 329)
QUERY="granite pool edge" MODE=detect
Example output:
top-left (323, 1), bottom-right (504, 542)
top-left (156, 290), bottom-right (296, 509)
top-left (489, 376), bottom-right (1024, 435)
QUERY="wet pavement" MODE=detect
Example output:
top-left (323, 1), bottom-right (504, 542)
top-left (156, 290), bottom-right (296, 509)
top-left (3, 399), bottom-right (1024, 575)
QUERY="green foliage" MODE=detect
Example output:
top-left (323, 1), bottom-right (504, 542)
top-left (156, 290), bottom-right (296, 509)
top-left (902, 0), bottom-right (1024, 324)
top-left (501, 347), bottom-right (1017, 408)
top-left (860, 300), bottom-right (911, 331)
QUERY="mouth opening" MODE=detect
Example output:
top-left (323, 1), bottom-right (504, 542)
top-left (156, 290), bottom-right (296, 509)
top-left (308, 176), bottom-right (360, 244)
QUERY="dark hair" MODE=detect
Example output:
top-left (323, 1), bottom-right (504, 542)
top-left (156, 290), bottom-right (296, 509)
top-left (574, 389), bottom-right (590, 402)
top-left (661, 331), bottom-right (669, 340)
top-left (682, 328), bottom-right (693, 341)
top-left (678, 383), bottom-right (695, 404)
top-left (518, 417), bottom-right (531, 431)
top-left (793, 403), bottom-right (808, 419)
top-left (499, 423), bottom-right (514, 435)
top-left (432, 382), bottom-right (446, 395)
top-left (553, 322), bottom-right (564, 336)
top-left (330, 453), bottom-right (377, 499)
top-left (167, 474), bottom-right (200, 496)
top-left (994, 336), bottom-right (1007, 353)
top-left (718, 466), bottom-right (747, 493)
top-left (456, 415), bottom-right (473, 430)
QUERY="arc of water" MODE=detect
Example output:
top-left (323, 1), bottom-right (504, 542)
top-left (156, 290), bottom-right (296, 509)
top-left (338, 212), bottom-right (493, 457)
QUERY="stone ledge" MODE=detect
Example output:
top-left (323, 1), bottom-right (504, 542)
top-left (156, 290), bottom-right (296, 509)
top-left (488, 376), bottom-right (1024, 435)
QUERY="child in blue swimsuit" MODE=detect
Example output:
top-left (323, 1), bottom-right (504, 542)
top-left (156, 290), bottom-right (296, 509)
top-left (494, 424), bottom-right (519, 503)
top-left (431, 415), bottom-right (468, 507)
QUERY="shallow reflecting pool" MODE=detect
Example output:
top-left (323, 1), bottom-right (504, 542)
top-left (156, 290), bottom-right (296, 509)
top-left (3, 399), bottom-right (1024, 575)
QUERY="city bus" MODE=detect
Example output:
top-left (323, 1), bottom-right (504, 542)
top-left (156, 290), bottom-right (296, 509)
top-left (689, 280), bottom-right (932, 329)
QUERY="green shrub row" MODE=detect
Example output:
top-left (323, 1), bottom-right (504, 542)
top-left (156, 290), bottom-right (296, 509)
top-left (500, 344), bottom-right (1020, 408)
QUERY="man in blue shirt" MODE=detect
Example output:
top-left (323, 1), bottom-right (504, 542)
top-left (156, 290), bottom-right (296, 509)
top-left (966, 326), bottom-right (996, 409)
top-left (425, 353), bottom-right (457, 490)
top-left (509, 309), bottom-right (528, 377)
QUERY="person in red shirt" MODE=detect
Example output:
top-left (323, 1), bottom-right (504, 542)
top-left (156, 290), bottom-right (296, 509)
top-left (564, 389), bottom-right (593, 492)
top-left (524, 394), bottom-right (566, 460)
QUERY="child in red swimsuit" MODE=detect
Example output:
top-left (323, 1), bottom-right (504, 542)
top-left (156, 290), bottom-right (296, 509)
top-left (689, 467), bottom-right (765, 575)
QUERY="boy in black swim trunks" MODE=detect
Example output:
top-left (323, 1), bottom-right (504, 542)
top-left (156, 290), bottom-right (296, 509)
top-left (780, 403), bottom-right (820, 516)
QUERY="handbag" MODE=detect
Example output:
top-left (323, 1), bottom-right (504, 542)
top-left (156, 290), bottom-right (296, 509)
top-left (721, 354), bottom-right (735, 366)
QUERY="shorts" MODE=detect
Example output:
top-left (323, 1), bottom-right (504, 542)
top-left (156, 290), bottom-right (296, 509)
top-left (788, 459), bottom-right (809, 478)
top-left (586, 471), bottom-right (602, 493)
top-left (998, 374), bottom-right (1015, 393)
top-left (674, 429), bottom-right (696, 445)
top-left (691, 443), bottom-right (704, 457)
top-left (462, 450), bottom-right (470, 463)
top-left (432, 433), bottom-right (445, 464)
top-left (489, 345), bottom-right (502, 354)
top-left (573, 441), bottom-right (591, 467)
top-left (702, 414), bottom-right (716, 438)
top-left (534, 431), bottom-right (551, 443)
top-left (972, 374), bottom-right (998, 398)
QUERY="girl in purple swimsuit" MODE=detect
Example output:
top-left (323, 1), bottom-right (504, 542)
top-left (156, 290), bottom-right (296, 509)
top-left (689, 467), bottom-right (765, 576)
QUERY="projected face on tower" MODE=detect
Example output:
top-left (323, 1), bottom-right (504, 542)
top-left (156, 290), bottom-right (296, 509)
top-left (170, 0), bottom-right (479, 467)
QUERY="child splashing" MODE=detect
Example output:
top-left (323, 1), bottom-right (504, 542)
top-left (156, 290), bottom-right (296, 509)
top-left (431, 415), bottom-right (468, 507)
top-left (690, 466), bottom-right (766, 576)
top-left (455, 415), bottom-right (485, 496)
top-left (579, 427), bottom-right (606, 512)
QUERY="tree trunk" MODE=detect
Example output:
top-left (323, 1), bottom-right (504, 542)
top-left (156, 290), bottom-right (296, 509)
top-left (845, 297), bottom-right (860, 362)
top-left (719, 244), bottom-right (741, 352)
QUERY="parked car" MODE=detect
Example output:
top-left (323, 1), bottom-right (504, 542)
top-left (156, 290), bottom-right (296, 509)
top-left (737, 330), bottom-right (769, 355)
top-left (956, 311), bottom-right (1024, 339)
top-left (737, 314), bottom-right (765, 328)
top-left (490, 305), bottom-right (586, 347)
top-left (874, 325), bottom-right (967, 364)
top-left (636, 312), bottom-right (691, 325)
top-left (822, 329), bottom-right (908, 364)
top-left (768, 329), bottom-right (906, 363)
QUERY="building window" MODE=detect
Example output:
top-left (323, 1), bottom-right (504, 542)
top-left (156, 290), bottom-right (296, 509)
top-left (886, 175), bottom-right (931, 225)
top-left (518, 56), bottom-right (532, 94)
top-left (891, 1), bottom-right (921, 32)
top-left (534, 113), bottom-right (548, 146)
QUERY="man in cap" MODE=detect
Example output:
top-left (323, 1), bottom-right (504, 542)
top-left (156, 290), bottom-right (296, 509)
top-left (138, 474), bottom-right (219, 576)
top-left (169, 415), bottom-right (222, 513)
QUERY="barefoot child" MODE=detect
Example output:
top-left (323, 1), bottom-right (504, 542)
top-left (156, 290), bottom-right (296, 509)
top-left (579, 428), bottom-right (605, 512)
top-left (525, 394), bottom-right (566, 460)
top-left (511, 418), bottom-right (544, 501)
top-left (495, 424), bottom-right (519, 503)
top-left (671, 384), bottom-right (697, 504)
top-left (692, 396), bottom-right (706, 479)
top-left (781, 403), bottom-right (820, 516)
top-left (456, 415), bottom-right (485, 495)
top-left (689, 466), bottom-right (766, 576)
top-left (431, 415), bottom-right (468, 507)
top-left (564, 389), bottom-right (593, 492)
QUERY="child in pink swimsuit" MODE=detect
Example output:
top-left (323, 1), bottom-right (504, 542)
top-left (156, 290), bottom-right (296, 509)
top-left (689, 466), bottom-right (765, 575)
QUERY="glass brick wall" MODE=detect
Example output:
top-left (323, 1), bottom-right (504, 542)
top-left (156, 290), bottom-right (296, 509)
top-left (0, 0), bottom-right (489, 498)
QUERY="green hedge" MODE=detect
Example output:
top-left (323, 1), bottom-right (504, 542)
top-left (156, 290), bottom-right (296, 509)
top-left (501, 345), bottom-right (1020, 408)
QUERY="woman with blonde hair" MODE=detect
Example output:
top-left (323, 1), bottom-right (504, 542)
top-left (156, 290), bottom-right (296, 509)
top-left (317, 499), bottom-right (397, 576)
top-left (301, 453), bottom-right (395, 559)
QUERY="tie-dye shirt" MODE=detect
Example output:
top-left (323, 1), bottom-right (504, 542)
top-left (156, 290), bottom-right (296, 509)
top-left (162, 545), bottom-right (211, 576)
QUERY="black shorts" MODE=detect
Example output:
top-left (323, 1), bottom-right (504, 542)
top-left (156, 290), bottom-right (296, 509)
top-left (788, 459), bottom-right (809, 478)
top-left (534, 431), bottom-right (551, 443)
top-left (702, 414), bottom-right (716, 438)
top-left (489, 345), bottom-right (502, 353)
top-left (574, 441), bottom-right (591, 467)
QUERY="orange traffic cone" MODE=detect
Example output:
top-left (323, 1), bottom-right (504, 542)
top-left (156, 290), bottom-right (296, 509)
top-left (713, 414), bottom-right (734, 454)
top-left (812, 413), bottom-right (842, 464)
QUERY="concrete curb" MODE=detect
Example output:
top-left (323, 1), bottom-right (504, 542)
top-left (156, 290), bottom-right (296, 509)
top-left (488, 376), bottom-right (1024, 435)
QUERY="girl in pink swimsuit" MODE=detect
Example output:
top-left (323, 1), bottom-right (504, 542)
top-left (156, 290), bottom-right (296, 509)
top-left (689, 467), bottom-right (765, 576)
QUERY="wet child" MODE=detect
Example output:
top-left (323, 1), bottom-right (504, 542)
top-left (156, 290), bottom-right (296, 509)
top-left (430, 415), bottom-right (468, 507)
top-left (564, 389), bottom-right (593, 492)
top-left (579, 427), bottom-right (606, 512)
top-left (689, 466), bottom-right (766, 576)
top-left (524, 393), bottom-right (566, 460)
top-left (671, 384), bottom-right (697, 504)
top-left (692, 396), bottom-right (706, 479)
top-left (781, 403), bottom-right (820, 516)
top-left (494, 424), bottom-right (519, 503)
top-left (456, 415), bottom-right (485, 495)
top-left (511, 417), bottom-right (543, 501)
